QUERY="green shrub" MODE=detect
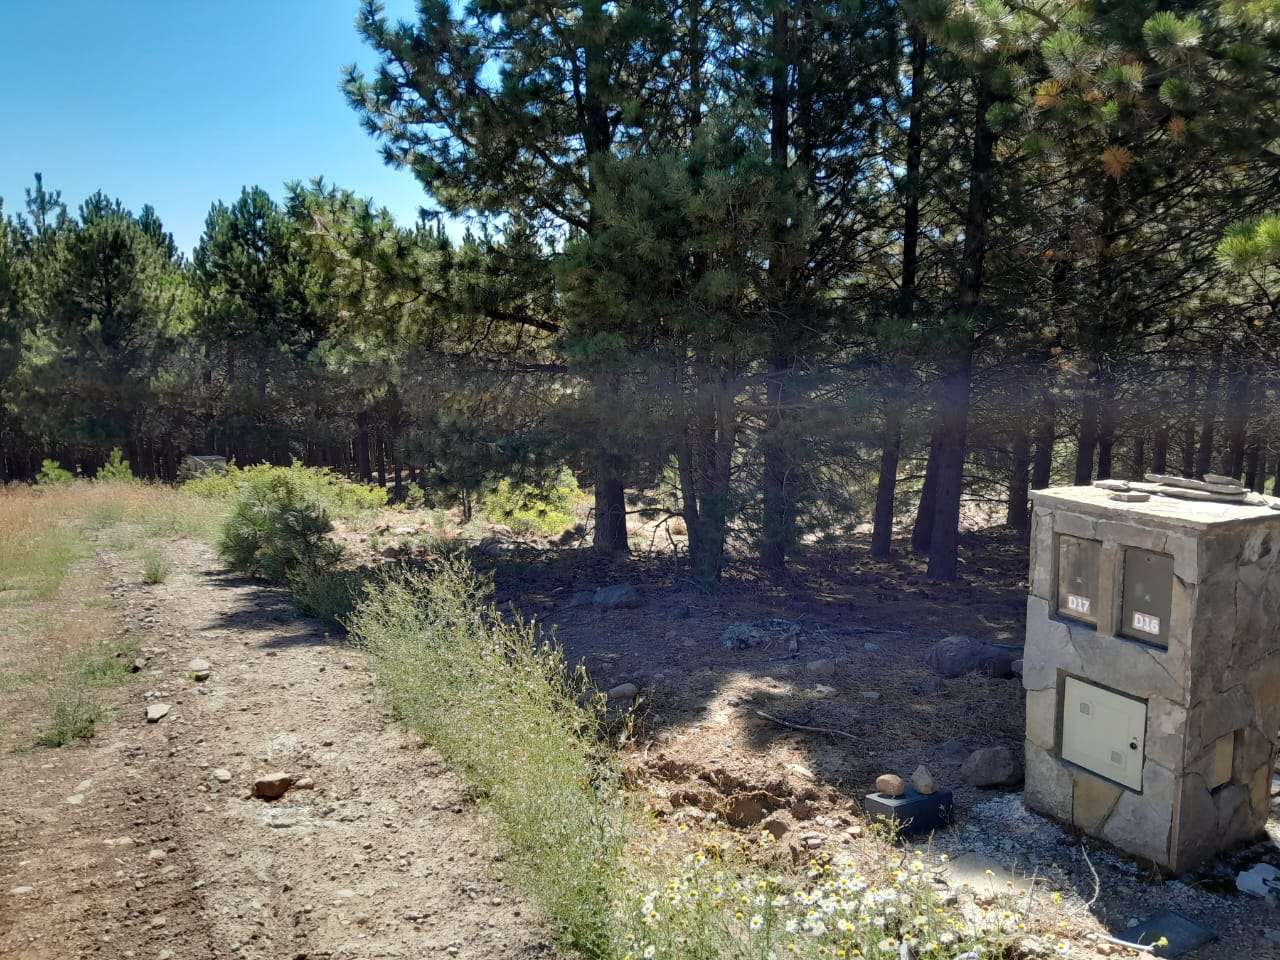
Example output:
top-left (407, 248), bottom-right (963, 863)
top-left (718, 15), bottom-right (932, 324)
top-left (218, 471), bottom-right (344, 582)
top-left (402, 483), bottom-right (427, 510)
top-left (35, 690), bottom-right (104, 746)
top-left (141, 550), bottom-right (172, 584)
top-left (479, 468), bottom-right (582, 536)
top-left (349, 558), bottom-right (626, 955)
top-left (289, 565), bottom-right (363, 626)
top-left (36, 459), bottom-right (74, 486)
top-left (95, 448), bottom-right (135, 482)
top-left (185, 462), bottom-right (386, 519)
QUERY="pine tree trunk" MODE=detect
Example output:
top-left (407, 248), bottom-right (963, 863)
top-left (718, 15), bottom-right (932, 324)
top-left (1032, 395), bottom-right (1055, 490)
top-left (356, 411), bottom-right (371, 482)
top-left (871, 26), bottom-right (926, 561)
top-left (1007, 428), bottom-right (1031, 533)
top-left (1245, 436), bottom-right (1261, 491)
top-left (871, 405), bottom-right (903, 559)
top-left (912, 428), bottom-right (941, 554)
top-left (1195, 346), bottom-right (1222, 478)
top-left (759, 352), bottom-right (792, 569)
top-left (1075, 391), bottom-right (1097, 484)
top-left (759, 4), bottom-right (795, 571)
top-left (927, 73), bottom-right (994, 581)
top-left (593, 471), bottom-right (628, 554)
top-left (928, 352), bottom-right (973, 580)
top-left (1132, 436), bottom-right (1146, 480)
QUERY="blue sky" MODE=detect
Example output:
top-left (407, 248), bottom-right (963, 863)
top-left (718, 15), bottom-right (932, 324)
top-left (0, 1), bottom-right (431, 254)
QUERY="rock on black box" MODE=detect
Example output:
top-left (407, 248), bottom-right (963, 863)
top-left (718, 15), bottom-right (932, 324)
top-left (863, 788), bottom-right (954, 835)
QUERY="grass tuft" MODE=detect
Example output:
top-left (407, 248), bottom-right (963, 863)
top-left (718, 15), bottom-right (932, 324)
top-left (35, 690), bottom-right (106, 747)
top-left (349, 558), bottom-right (627, 956)
top-left (141, 550), bottom-right (173, 584)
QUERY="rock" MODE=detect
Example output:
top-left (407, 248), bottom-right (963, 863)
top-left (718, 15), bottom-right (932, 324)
top-left (722, 623), bottom-right (762, 649)
top-left (252, 772), bottom-right (294, 800)
top-left (606, 682), bottom-right (639, 703)
top-left (910, 765), bottom-right (937, 795)
top-left (130, 657), bottom-right (146, 673)
top-left (188, 657), bottom-right (211, 681)
top-left (875, 773), bottom-right (906, 797)
top-left (960, 746), bottom-right (1023, 787)
top-left (1237, 863), bottom-right (1280, 898)
top-left (211, 768), bottom-right (232, 784)
top-left (593, 584), bottom-right (641, 609)
top-left (1011, 659), bottom-right (1024, 677)
top-left (294, 776), bottom-right (315, 790)
top-left (145, 703), bottom-right (171, 723)
top-left (722, 790), bottom-right (783, 828)
top-left (924, 635), bottom-right (1018, 679)
top-left (804, 658), bottom-right (837, 678)
top-left (9, 886), bottom-right (34, 895)
top-left (861, 691), bottom-right (881, 702)
top-left (863, 642), bottom-right (881, 652)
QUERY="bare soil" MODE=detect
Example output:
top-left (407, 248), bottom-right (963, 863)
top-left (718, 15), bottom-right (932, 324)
top-left (0, 536), bottom-right (549, 960)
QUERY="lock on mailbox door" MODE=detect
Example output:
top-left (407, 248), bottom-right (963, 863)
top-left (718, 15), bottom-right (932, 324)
top-left (1121, 547), bottom-right (1173, 648)
top-left (1061, 677), bottom-right (1147, 791)
top-left (1057, 535), bottom-right (1101, 626)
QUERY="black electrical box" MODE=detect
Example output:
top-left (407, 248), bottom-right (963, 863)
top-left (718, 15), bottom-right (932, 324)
top-left (863, 788), bottom-right (955, 836)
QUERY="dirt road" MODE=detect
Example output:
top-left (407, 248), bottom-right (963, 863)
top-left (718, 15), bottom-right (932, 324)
top-left (0, 538), bottom-right (548, 960)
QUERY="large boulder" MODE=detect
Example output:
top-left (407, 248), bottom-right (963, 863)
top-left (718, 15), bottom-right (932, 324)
top-left (593, 584), bottom-right (641, 609)
top-left (960, 746), bottom-right (1023, 787)
top-left (925, 635), bottom-right (1019, 679)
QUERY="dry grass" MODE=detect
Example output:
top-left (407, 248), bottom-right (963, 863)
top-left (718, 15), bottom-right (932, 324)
top-left (0, 481), bottom-right (225, 748)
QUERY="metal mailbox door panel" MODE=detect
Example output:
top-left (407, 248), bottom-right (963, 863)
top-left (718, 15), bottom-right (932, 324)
top-left (1121, 548), bottom-right (1173, 647)
top-left (1061, 677), bottom-right (1147, 791)
top-left (1057, 535), bottom-right (1101, 625)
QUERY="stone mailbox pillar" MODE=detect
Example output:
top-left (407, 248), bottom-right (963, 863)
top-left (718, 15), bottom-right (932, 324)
top-left (1023, 484), bottom-right (1280, 873)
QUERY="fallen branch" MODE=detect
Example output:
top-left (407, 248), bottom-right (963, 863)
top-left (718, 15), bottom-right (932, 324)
top-left (753, 709), bottom-right (861, 742)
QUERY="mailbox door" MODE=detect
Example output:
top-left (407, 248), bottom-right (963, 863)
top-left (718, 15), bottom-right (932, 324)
top-left (1057, 535), bottom-right (1101, 625)
top-left (1061, 677), bottom-right (1147, 791)
top-left (1120, 548), bottom-right (1173, 647)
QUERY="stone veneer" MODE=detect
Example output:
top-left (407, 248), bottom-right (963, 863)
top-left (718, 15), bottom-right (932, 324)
top-left (1024, 485), bottom-right (1280, 873)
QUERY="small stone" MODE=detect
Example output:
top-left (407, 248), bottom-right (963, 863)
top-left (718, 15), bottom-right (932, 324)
top-left (188, 657), bottom-right (212, 681)
top-left (861, 691), bottom-right (881, 702)
top-left (863, 642), bottom-right (880, 652)
top-left (252, 772), bottom-right (294, 800)
top-left (910, 765), bottom-right (937, 795)
top-left (1092, 479), bottom-right (1130, 491)
top-left (294, 776), bottom-right (315, 790)
top-left (606, 682), bottom-right (639, 703)
top-left (875, 773), bottom-right (906, 797)
top-left (1236, 862), bottom-right (1280, 898)
top-left (960, 746), bottom-right (1023, 788)
top-left (130, 657), bottom-right (146, 673)
top-left (804, 659), bottom-right (837, 678)
top-left (1011, 659), bottom-right (1024, 677)
top-left (145, 703), bottom-right (170, 723)
top-left (211, 768), bottom-right (232, 783)
top-left (9, 886), bottom-right (34, 895)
